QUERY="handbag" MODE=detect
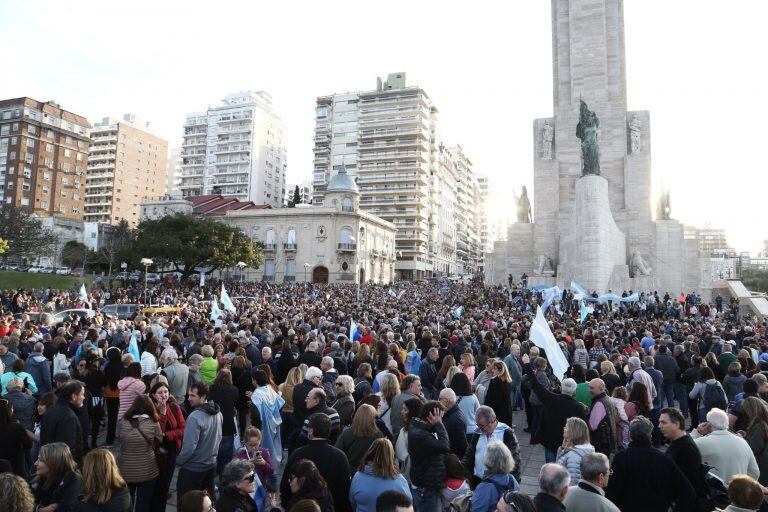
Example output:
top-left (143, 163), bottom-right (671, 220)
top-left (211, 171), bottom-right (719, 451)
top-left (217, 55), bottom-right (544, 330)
top-left (130, 418), bottom-right (168, 469)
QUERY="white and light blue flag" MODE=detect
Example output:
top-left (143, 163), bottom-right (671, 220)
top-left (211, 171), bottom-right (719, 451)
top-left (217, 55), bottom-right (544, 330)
top-left (529, 306), bottom-right (569, 382)
top-left (128, 329), bottom-right (141, 362)
top-left (220, 284), bottom-right (236, 313)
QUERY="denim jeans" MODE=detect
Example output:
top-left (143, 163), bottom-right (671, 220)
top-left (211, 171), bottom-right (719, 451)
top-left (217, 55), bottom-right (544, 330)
top-left (544, 447), bottom-right (557, 463)
top-left (177, 467), bottom-right (216, 508)
top-left (217, 435), bottom-right (235, 478)
top-left (674, 383), bottom-right (690, 416)
top-left (128, 478), bottom-right (156, 512)
top-left (412, 487), bottom-right (440, 512)
top-left (661, 383), bottom-right (676, 409)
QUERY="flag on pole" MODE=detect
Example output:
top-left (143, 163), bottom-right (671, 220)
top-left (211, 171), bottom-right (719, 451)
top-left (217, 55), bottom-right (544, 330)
top-left (350, 318), bottom-right (361, 341)
top-left (199, 271), bottom-right (206, 287)
top-left (210, 297), bottom-right (222, 320)
top-left (312, 290), bottom-right (319, 301)
top-left (220, 284), bottom-right (236, 313)
top-left (541, 286), bottom-right (562, 313)
top-left (570, 280), bottom-right (587, 300)
top-left (397, 290), bottom-right (406, 300)
top-left (529, 306), bottom-right (569, 382)
top-left (388, 289), bottom-right (397, 298)
top-left (128, 329), bottom-right (141, 362)
top-left (453, 305), bottom-right (464, 319)
top-left (79, 283), bottom-right (87, 301)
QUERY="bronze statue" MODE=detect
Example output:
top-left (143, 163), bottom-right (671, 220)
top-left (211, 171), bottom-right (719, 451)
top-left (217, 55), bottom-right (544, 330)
top-left (576, 100), bottom-right (600, 176)
top-left (515, 186), bottom-right (532, 223)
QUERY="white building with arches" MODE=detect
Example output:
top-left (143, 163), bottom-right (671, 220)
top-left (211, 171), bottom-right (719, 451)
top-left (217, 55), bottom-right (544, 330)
top-left (141, 165), bottom-right (396, 284)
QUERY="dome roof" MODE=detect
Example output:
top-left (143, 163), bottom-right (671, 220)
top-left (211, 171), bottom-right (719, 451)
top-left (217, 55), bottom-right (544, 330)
top-left (326, 164), bottom-right (359, 194)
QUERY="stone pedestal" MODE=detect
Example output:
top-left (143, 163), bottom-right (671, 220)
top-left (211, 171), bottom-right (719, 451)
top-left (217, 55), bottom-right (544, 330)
top-left (655, 220), bottom-right (685, 295)
top-left (559, 175), bottom-right (626, 292)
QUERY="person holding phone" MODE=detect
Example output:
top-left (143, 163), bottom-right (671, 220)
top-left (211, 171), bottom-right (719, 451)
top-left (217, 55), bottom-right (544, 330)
top-left (235, 426), bottom-right (274, 490)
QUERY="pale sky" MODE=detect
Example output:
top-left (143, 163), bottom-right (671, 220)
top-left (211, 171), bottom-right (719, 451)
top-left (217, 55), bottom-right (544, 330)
top-left (1, 0), bottom-right (765, 254)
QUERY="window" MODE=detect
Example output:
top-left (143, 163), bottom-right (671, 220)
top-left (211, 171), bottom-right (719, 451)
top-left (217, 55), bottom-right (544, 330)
top-left (46, 144), bottom-right (53, 152)
top-left (24, 153), bottom-right (33, 164)
top-left (0, 125), bottom-right (8, 136)
top-left (20, 197), bottom-right (29, 206)
top-left (265, 229), bottom-right (276, 245)
top-left (23, 168), bottom-right (31, 178)
top-left (60, 204), bottom-right (66, 213)
top-left (339, 227), bottom-right (353, 244)
top-left (287, 229), bottom-right (296, 245)
top-left (65, 136), bottom-right (72, 144)
top-left (47, 130), bottom-right (54, 139)
top-left (44, 158), bottom-right (53, 167)
top-left (60, 190), bottom-right (67, 197)
top-left (64, 149), bottom-right (71, 157)
top-left (76, 153), bottom-right (83, 161)
top-left (28, 125), bottom-right (36, 135)
top-left (21, 182), bottom-right (30, 192)
top-left (12, 123), bottom-right (18, 132)
top-left (264, 259), bottom-right (275, 277)
top-left (40, 200), bottom-right (48, 208)
top-left (42, 187), bottom-right (49, 195)
top-left (6, 181), bottom-right (13, 189)
top-left (62, 177), bottom-right (69, 185)
top-left (43, 172), bottom-right (50, 180)
top-left (286, 259), bottom-right (295, 277)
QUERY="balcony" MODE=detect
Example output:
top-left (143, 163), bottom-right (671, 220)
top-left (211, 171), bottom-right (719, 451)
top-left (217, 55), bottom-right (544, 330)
top-left (337, 243), bottom-right (357, 252)
top-left (314, 135), bottom-right (330, 143)
top-left (341, 205), bottom-right (355, 212)
top-left (85, 191), bottom-right (113, 198)
top-left (337, 273), bottom-right (355, 281)
top-left (90, 144), bottom-right (116, 152)
top-left (181, 150), bottom-right (206, 158)
top-left (88, 153), bottom-right (115, 162)
top-left (283, 243), bottom-right (297, 251)
top-left (313, 146), bottom-right (330, 154)
top-left (263, 244), bottom-right (276, 252)
top-left (283, 275), bottom-right (296, 282)
top-left (86, 172), bottom-right (114, 180)
top-left (263, 275), bottom-right (275, 282)
top-left (88, 162), bottom-right (113, 171)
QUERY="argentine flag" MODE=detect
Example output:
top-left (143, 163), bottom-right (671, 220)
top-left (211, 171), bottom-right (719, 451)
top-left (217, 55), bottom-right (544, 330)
top-left (220, 284), bottom-right (236, 313)
top-left (453, 305), bottom-right (464, 319)
top-left (350, 318), bottom-right (361, 341)
top-left (128, 329), bottom-right (141, 362)
top-left (210, 297), bottom-right (222, 320)
top-left (388, 289), bottom-right (397, 298)
top-left (79, 283), bottom-right (87, 301)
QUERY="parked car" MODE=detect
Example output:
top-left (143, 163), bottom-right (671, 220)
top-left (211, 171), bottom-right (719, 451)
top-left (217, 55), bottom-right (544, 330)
top-left (128, 272), bottom-right (141, 281)
top-left (145, 273), bottom-right (161, 284)
top-left (40, 267), bottom-right (55, 274)
top-left (71, 268), bottom-right (84, 277)
top-left (100, 303), bottom-right (140, 320)
top-left (27, 266), bottom-right (43, 273)
top-left (56, 267), bottom-right (71, 275)
top-left (17, 265), bottom-right (31, 272)
top-left (13, 312), bottom-right (54, 326)
top-left (52, 308), bottom-right (94, 324)
top-left (115, 271), bottom-right (130, 281)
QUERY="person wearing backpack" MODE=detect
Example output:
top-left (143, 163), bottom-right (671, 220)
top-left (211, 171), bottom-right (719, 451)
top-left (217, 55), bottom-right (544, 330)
top-left (689, 367), bottom-right (727, 422)
top-left (466, 441), bottom-right (520, 512)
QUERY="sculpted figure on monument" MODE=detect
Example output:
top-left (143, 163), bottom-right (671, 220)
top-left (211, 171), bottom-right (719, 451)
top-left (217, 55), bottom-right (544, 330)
top-left (535, 253), bottom-right (554, 275)
top-left (657, 191), bottom-right (672, 220)
top-left (515, 186), bottom-right (532, 223)
top-left (540, 120), bottom-right (554, 159)
top-left (630, 250), bottom-right (652, 276)
top-left (576, 100), bottom-right (601, 176)
top-left (629, 114), bottom-right (642, 154)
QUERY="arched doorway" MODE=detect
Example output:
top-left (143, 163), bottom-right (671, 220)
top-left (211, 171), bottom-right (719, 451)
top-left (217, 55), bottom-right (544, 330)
top-left (312, 266), bottom-right (329, 284)
top-left (359, 267), bottom-right (365, 284)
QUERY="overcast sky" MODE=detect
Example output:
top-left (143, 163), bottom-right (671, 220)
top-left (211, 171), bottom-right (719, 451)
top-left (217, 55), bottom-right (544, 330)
top-left (1, 0), bottom-right (765, 254)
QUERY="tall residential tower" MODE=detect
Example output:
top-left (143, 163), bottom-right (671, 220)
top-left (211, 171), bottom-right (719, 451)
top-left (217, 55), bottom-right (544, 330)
top-left (179, 91), bottom-right (286, 208)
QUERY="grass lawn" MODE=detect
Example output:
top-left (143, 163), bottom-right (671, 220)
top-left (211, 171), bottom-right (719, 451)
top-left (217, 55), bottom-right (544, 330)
top-left (0, 270), bottom-right (94, 290)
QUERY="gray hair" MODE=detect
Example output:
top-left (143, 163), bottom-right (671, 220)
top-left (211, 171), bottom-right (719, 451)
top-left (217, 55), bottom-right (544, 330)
top-left (188, 354), bottom-right (204, 366)
top-left (629, 416), bottom-right (653, 442)
top-left (539, 463), bottom-right (570, 496)
top-left (561, 378), bottom-right (577, 396)
top-left (483, 441), bottom-right (515, 476)
top-left (707, 408), bottom-right (729, 431)
top-left (580, 452), bottom-right (610, 481)
top-left (161, 348), bottom-right (178, 364)
top-left (439, 387), bottom-right (456, 406)
top-left (335, 375), bottom-right (354, 395)
top-left (262, 346), bottom-right (272, 356)
top-left (321, 356), bottom-right (334, 368)
top-left (220, 459), bottom-right (254, 490)
top-left (628, 356), bottom-right (641, 369)
top-left (475, 405), bottom-right (497, 425)
top-left (644, 356), bottom-right (655, 368)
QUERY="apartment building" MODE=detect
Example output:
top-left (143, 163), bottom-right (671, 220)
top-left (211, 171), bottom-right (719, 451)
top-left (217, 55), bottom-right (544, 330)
top-left (284, 180), bottom-right (313, 206)
top-left (476, 174), bottom-right (492, 270)
top-left (85, 114), bottom-right (168, 226)
top-left (314, 72), bottom-right (468, 280)
top-left (0, 98), bottom-right (90, 220)
top-left (179, 91), bottom-right (286, 208)
top-left (447, 145), bottom-right (482, 274)
top-left (165, 147), bottom-right (182, 197)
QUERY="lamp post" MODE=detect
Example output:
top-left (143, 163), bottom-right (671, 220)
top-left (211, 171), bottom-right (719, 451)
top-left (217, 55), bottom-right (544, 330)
top-left (140, 258), bottom-right (153, 305)
top-left (237, 261), bottom-right (246, 284)
top-left (303, 262), bottom-right (311, 293)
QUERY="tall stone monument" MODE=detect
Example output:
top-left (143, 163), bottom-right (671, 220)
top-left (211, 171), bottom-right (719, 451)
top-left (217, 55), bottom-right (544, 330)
top-left (488, 0), bottom-right (708, 295)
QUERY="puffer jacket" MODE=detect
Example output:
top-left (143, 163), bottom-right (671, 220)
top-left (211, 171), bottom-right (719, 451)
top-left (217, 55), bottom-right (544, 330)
top-left (117, 377), bottom-right (146, 421)
top-left (556, 443), bottom-right (595, 482)
top-left (25, 351), bottom-right (52, 394)
top-left (407, 419), bottom-right (450, 490)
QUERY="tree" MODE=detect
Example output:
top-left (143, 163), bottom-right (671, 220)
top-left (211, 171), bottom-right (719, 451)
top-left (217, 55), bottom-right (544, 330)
top-left (291, 185), bottom-right (301, 207)
top-left (61, 241), bottom-right (88, 269)
top-left (100, 219), bottom-right (132, 279)
top-left (0, 204), bottom-right (58, 261)
top-left (0, 237), bottom-right (7, 255)
top-left (125, 214), bottom-right (263, 281)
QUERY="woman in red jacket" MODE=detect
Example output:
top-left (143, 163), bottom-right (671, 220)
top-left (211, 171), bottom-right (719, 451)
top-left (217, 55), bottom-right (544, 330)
top-left (149, 380), bottom-right (186, 510)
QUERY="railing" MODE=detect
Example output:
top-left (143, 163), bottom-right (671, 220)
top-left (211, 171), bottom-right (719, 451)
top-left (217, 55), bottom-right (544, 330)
top-left (337, 273), bottom-right (354, 281)
top-left (263, 275), bottom-right (275, 282)
top-left (341, 206), bottom-right (354, 212)
top-left (283, 243), bottom-right (297, 251)
top-left (337, 243), bottom-right (357, 251)
top-left (283, 275), bottom-right (296, 282)
top-left (264, 244), bottom-right (276, 251)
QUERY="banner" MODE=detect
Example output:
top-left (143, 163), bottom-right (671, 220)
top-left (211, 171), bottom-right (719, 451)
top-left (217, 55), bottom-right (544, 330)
top-left (220, 284), bottom-right (236, 313)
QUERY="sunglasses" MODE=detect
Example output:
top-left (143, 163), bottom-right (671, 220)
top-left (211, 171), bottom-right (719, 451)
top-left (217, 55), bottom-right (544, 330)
top-left (242, 473), bottom-right (256, 483)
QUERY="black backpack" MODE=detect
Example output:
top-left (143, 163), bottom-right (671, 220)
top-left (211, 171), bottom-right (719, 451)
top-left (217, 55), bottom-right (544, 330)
top-left (703, 382), bottom-right (727, 412)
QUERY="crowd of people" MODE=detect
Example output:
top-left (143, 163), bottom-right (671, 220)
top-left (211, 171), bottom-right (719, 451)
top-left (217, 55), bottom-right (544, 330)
top-left (0, 276), bottom-right (767, 512)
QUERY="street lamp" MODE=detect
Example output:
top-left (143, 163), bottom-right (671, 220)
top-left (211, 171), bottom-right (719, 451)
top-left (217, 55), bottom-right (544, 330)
top-left (350, 236), bottom-right (361, 304)
top-left (140, 258), bottom-right (153, 305)
top-left (237, 262), bottom-right (246, 284)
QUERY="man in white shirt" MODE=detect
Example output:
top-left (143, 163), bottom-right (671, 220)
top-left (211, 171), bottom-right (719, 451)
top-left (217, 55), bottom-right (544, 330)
top-left (690, 407), bottom-right (760, 484)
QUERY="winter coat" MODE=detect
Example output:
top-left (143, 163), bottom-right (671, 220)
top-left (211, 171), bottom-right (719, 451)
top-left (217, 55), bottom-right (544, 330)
top-left (463, 424), bottom-right (522, 482)
top-left (292, 379), bottom-right (321, 419)
top-left (7, 388), bottom-right (35, 430)
top-left (471, 473), bottom-right (520, 512)
top-left (116, 377), bottom-right (146, 421)
top-left (556, 444), bottom-right (595, 482)
top-left (25, 351), bottom-right (52, 394)
top-left (73, 485), bottom-right (132, 512)
top-left (723, 373), bottom-right (747, 402)
top-left (335, 427), bottom-right (383, 469)
top-left (200, 356), bottom-right (218, 385)
top-left (443, 404), bottom-right (468, 457)
top-left (40, 399), bottom-right (83, 464)
top-left (349, 466), bottom-right (412, 512)
top-left (116, 416), bottom-right (162, 483)
top-left (214, 488), bottom-right (259, 512)
top-left (484, 377), bottom-right (513, 426)
top-left (745, 423), bottom-right (768, 486)
top-left (34, 472), bottom-right (82, 512)
top-left (280, 439), bottom-right (351, 512)
top-left (331, 393), bottom-right (355, 428)
top-left (407, 419), bottom-right (450, 490)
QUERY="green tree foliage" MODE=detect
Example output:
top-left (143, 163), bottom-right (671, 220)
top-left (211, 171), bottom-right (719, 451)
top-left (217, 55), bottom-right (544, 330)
top-left (100, 219), bottom-right (133, 278)
top-left (0, 237), bottom-right (7, 255)
top-left (741, 268), bottom-right (768, 293)
top-left (292, 185), bottom-right (301, 207)
top-left (61, 241), bottom-right (88, 269)
top-left (125, 214), bottom-right (263, 280)
top-left (0, 204), bottom-right (58, 261)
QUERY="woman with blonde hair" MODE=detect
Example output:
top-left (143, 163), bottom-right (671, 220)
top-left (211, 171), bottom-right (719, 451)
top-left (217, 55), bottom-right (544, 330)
top-left (334, 403), bottom-right (384, 469)
top-left (573, 339), bottom-right (589, 369)
top-left (349, 438), bottom-right (411, 512)
top-left (741, 396), bottom-right (768, 485)
top-left (332, 375), bottom-right (356, 427)
top-left (0, 473), bottom-right (35, 512)
top-left (280, 366), bottom-right (304, 441)
top-left (32, 442), bottom-right (82, 512)
top-left (377, 373), bottom-right (400, 432)
top-left (599, 360), bottom-right (620, 395)
top-left (459, 352), bottom-right (476, 382)
top-left (555, 417), bottom-right (595, 482)
top-left (483, 360), bottom-right (513, 425)
top-left (79, 448), bottom-right (131, 511)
